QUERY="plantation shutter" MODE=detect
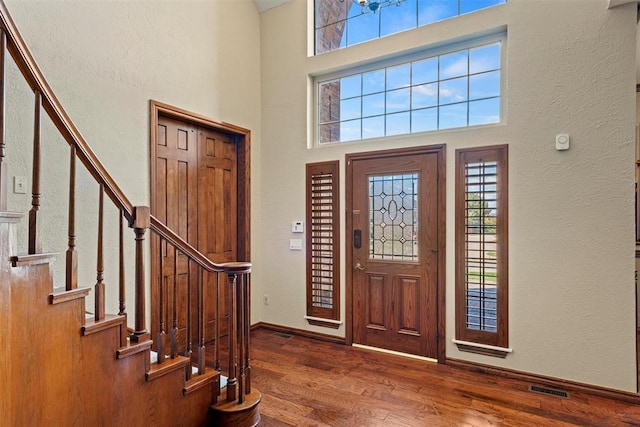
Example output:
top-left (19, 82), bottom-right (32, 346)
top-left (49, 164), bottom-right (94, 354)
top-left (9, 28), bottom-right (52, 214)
top-left (306, 161), bottom-right (340, 326)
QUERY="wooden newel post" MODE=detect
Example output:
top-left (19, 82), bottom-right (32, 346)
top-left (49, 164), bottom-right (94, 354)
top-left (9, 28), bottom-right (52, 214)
top-left (223, 262), bottom-right (251, 404)
top-left (130, 206), bottom-right (150, 343)
top-left (243, 272), bottom-right (251, 395)
top-left (237, 271), bottom-right (246, 403)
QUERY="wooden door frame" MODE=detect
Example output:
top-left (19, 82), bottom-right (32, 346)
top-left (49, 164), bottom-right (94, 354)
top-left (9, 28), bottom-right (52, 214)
top-left (345, 144), bottom-right (446, 363)
top-left (149, 100), bottom-right (251, 261)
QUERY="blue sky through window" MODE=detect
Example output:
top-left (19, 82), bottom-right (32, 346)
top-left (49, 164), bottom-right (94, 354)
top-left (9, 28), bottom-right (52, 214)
top-left (317, 40), bottom-right (502, 144)
top-left (315, 0), bottom-right (505, 55)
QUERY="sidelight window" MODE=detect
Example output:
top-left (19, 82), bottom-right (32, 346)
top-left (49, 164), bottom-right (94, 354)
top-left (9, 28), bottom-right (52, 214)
top-left (306, 161), bottom-right (341, 327)
top-left (455, 145), bottom-right (508, 356)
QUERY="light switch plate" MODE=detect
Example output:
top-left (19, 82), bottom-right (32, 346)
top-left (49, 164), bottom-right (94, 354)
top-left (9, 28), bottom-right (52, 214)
top-left (14, 176), bottom-right (26, 194)
top-left (289, 239), bottom-right (302, 250)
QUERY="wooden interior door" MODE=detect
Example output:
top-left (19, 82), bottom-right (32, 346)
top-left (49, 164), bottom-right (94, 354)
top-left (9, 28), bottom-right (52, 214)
top-left (154, 116), bottom-right (198, 346)
top-left (197, 128), bottom-right (237, 341)
top-left (152, 115), bottom-right (238, 350)
top-left (350, 151), bottom-right (440, 358)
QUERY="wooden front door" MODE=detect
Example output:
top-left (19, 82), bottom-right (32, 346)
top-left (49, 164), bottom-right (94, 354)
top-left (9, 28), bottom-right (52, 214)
top-left (348, 147), bottom-right (444, 359)
top-left (151, 106), bottom-right (244, 350)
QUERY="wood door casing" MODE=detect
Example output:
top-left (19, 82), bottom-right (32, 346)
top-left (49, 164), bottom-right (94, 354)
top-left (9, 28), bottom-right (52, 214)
top-left (150, 101), bottom-right (250, 353)
top-left (346, 146), bottom-right (446, 361)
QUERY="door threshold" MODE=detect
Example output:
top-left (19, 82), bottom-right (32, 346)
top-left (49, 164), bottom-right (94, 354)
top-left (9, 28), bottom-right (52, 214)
top-left (352, 343), bottom-right (438, 363)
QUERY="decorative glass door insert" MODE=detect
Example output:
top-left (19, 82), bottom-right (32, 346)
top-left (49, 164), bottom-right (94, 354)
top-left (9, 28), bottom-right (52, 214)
top-left (368, 173), bottom-right (418, 261)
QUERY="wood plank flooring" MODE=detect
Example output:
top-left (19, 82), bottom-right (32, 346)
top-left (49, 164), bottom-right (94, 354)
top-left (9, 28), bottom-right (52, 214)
top-left (243, 328), bottom-right (640, 426)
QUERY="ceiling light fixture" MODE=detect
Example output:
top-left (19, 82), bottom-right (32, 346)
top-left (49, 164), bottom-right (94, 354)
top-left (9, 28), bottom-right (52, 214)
top-left (339, 0), bottom-right (405, 14)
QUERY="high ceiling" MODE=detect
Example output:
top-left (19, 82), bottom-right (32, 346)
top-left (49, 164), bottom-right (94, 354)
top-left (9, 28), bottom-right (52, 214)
top-left (253, 0), bottom-right (289, 13)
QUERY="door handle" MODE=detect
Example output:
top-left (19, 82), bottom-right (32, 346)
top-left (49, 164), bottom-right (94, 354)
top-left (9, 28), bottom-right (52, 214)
top-left (354, 262), bottom-right (365, 271)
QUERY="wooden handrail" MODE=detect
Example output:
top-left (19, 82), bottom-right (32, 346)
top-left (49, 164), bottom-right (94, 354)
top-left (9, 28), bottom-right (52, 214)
top-left (149, 215), bottom-right (251, 274)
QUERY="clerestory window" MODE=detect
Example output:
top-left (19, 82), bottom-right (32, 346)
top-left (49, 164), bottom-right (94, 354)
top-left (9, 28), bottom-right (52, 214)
top-left (314, 0), bottom-right (506, 55)
top-left (316, 37), bottom-right (503, 144)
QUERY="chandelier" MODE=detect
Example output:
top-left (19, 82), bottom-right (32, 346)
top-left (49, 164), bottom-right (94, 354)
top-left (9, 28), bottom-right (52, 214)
top-left (339, 0), bottom-right (406, 14)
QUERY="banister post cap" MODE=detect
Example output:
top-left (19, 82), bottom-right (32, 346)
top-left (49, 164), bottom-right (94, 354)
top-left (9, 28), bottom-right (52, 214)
top-left (132, 206), bottom-right (150, 229)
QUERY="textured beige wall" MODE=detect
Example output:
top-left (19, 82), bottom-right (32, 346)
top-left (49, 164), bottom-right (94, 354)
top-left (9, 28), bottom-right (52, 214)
top-left (259, 0), bottom-right (637, 391)
top-left (3, 0), bottom-right (263, 323)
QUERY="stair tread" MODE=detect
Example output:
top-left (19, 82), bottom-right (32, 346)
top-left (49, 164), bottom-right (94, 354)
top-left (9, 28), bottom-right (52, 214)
top-left (83, 314), bottom-right (126, 335)
top-left (117, 339), bottom-right (153, 359)
top-left (49, 287), bottom-right (91, 305)
top-left (11, 252), bottom-right (57, 267)
top-left (150, 350), bottom-right (201, 375)
top-left (0, 211), bottom-right (23, 223)
top-left (184, 369), bottom-right (219, 395)
top-left (147, 355), bottom-right (190, 381)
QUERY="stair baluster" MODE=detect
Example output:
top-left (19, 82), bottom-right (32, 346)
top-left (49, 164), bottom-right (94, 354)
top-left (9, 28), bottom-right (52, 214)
top-left (186, 256), bottom-right (193, 380)
top-left (170, 245), bottom-right (178, 358)
top-left (157, 235), bottom-right (165, 364)
top-left (215, 270), bottom-right (220, 372)
top-left (227, 271), bottom-right (238, 402)
top-left (0, 30), bottom-right (6, 211)
top-left (94, 183), bottom-right (105, 321)
top-left (66, 145), bottom-right (77, 290)
top-left (118, 209), bottom-right (127, 346)
top-left (197, 267), bottom-right (205, 375)
top-left (28, 90), bottom-right (41, 254)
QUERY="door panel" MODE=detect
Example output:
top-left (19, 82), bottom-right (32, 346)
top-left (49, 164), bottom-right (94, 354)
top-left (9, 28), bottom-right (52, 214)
top-left (366, 273), bottom-right (387, 329)
top-left (397, 275), bottom-right (420, 335)
top-left (351, 152), bottom-right (439, 358)
top-left (198, 128), bottom-right (237, 342)
top-left (154, 117), bottom-right (198, 345)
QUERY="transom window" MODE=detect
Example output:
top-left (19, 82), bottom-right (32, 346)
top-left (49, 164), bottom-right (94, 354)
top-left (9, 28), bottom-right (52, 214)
top-left (314, 0), bottom-right (506, 55)
top-left (317, 39), bottom-right (502, 144)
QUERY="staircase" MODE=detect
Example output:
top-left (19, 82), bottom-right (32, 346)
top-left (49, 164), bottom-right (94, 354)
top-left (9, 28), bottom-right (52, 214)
top-left (0, 1), bottom-right (259, 425)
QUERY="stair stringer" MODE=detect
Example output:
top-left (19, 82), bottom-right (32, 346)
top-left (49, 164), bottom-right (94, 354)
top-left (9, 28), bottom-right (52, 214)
top-left (1, 212), bottom-right (217, 426)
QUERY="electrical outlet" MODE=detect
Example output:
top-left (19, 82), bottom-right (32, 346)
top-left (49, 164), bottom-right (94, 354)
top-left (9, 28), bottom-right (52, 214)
top-left (263, 294), bottom-right (269, 305)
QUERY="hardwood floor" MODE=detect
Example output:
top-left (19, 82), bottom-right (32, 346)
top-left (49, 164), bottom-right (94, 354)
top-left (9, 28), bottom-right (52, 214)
top-left (242, 328), bottom-right (640, 426)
